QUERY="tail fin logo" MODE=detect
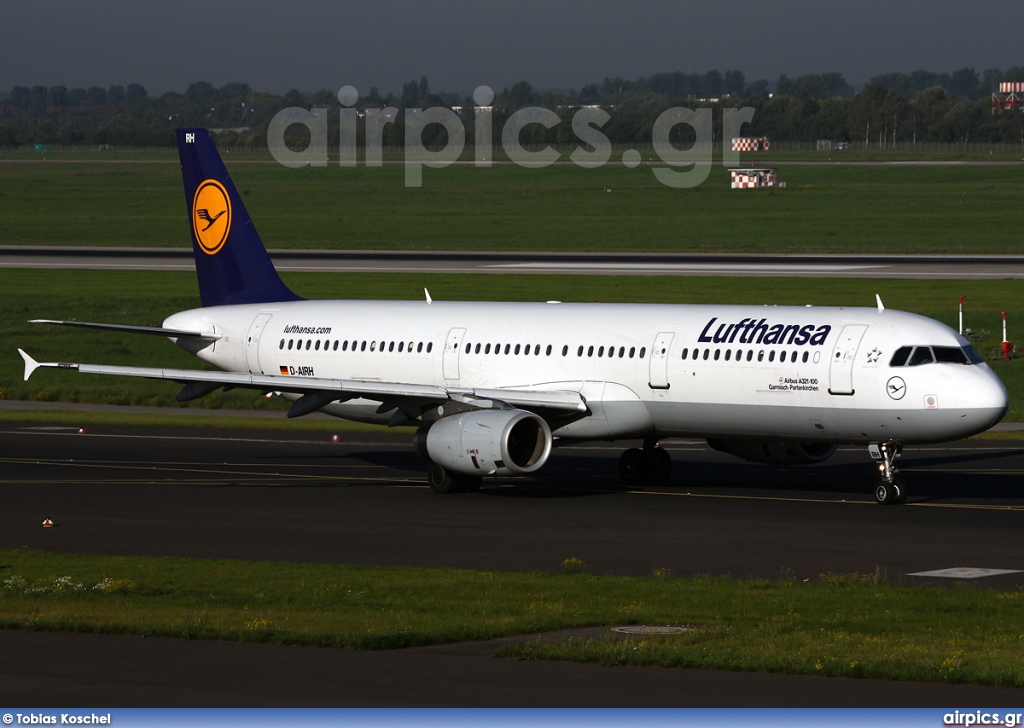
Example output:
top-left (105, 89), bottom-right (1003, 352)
top-left (192, 179), bottom-right (232, 255)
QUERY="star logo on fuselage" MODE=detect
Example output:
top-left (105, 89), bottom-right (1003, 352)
top-left (866, 348), bottom-right (882, 363)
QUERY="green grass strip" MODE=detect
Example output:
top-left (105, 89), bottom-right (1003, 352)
top-left (2, 549), bottom-right (1024, 687)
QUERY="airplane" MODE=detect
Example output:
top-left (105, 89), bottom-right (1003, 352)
top-left (17, 128), bottom-right (1009, 505)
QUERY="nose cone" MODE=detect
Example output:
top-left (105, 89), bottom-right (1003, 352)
top-left (957, 366), bottom-right (1009, 434)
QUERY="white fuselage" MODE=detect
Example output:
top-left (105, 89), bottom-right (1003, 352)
top-left (165, 300), bottom-right (1008, 445)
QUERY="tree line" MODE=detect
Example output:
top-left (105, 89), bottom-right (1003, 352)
top-left (3, 67), bottom-right (1024, 149)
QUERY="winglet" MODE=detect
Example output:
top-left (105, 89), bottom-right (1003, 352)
top-left (18, 349), bottom-right (40, 381)
top-left (875, 294), bottom-right (885, 313)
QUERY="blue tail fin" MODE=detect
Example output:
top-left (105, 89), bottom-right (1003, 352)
top-left (177, 128), bottom-right (301, 307)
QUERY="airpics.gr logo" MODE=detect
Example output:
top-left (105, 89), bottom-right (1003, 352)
top-left (192, 179), bottom-right (232, 255)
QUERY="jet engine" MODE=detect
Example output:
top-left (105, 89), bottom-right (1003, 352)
top-left (414, 409), bottom-right (552, 477)
top-left (706, 439), bottom-right (838, 465)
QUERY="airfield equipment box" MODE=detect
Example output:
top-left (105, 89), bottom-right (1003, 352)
top-left (731, 136), bottom-right (770, 151)
top-left (730, 168), bottom-right (778, 189)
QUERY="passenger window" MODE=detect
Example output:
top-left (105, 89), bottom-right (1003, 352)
top-left (474, 343), bottom-right (481, 354)
top-left (889, 346), bottom-right (912, 367)
top-left (361, 341), bottom-right (367, 352)
top-left (342, 341), bottom-right (348, 351)
top-left (504, 344), bottom-right (510, 355)
top-left (315, 340), bottom-right (321, 351)
top-left (597, 346), bottom-right (604, 357)
top-left (629, 347), bottom-right (635, 358)
top-left (416, 342), bottom-right (422, 353)
top-left (714, 349), bottom-right (721, 361)
top-left (779, 351), bottom-right (785, 363)
top-left (757, 351), bottom-right (764, 362)
top-left (333, 341), bottom-right (339, 351)
top-left (288, 339), bottom-right (294, 350)
top-left (305, 340), bottom-right (312, 351)
top-left (279, 339), bottom-right (285, 350)
top-left (465, 343), bottom-right (471, 354)
top-left (702, 349), bottom-right (709, 361)
top-left (578, 345), bottom-right (584, 357)
top-left (536, 345), bottom-right (541, 355)
top-left (802, 351), bottom-right (808, 363)
top-left (908, 347), bottom-right (934, 366)
top-left (427, 342), bottom-right (433, 353)
top-left (398, 342), bottom-right (404, 352)
top-left (639, 347), bottom-right (646, 358)
top-left (547, 345), bottom-right (553, 356)
top-left (681, 348), bottom-right (689, 359)
top-left (724, 349), bottom-right (731, 361)
top-left (747, 350), bottom-right (753, 361)
top-left (514, 344), bottom-right (521, 355)
top-left (692, 348), bottom-right (699, 360)
top-left (768, 351), bottom-right (775, 362)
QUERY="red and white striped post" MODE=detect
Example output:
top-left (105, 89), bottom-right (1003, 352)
top-left (958, 295), bottom-right (965, 335)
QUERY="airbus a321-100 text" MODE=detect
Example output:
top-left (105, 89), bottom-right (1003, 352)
top-left (18, 129), bottom-right (1008, 504)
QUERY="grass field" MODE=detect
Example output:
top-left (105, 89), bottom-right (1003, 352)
top-left (1, 156), bottom-right (1023, 254)
top-left (3, 549), bottom-right (1024, 687)
top-left (2, 269), bottom-right (1020, 420)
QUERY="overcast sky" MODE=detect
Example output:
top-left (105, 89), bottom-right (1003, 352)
top-left (4, 0), bottom-right (1023, 97)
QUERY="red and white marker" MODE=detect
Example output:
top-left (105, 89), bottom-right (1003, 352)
top-left (42, 519), bottom-right (54, 528)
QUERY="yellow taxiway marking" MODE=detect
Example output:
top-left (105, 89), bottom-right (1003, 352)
top-left (628, 489), bottom-right (1024, 512)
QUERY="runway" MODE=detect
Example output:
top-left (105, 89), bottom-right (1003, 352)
top-left (3, 423), bottom-right (1024, 705)
top-left (3, 246), bottom-right (1024, 278)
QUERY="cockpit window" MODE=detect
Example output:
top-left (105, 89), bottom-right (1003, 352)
top-left (889, 346), bottom-right (912, 367)
top-left (963, 345), bottom-right (984, 364)
top-left (891, 344), bottom-right (982, 367)
top-left (907, 347), bottom-right (935, 366)
top-left (933, 346), bottom-right (970, 364)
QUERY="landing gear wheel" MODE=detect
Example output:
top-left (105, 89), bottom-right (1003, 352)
top-left (619, 448), bottom-right (646, 486)
top-left (874, 482), bottom-right (895, 505)
top-left (647, 447), bottom-right (672, 486)
top-left (892, 479), bottom-right (907, 505)
top-left (428, 464), bottom-right (460, 494)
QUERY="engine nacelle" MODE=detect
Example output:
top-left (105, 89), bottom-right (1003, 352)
top-left (706, 439), bottom-right (838, 465)
top-left (414, 409), bottom-right (552, 477)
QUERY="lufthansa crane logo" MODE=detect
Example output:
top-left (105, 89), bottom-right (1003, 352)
top-left (192, 179), bottom-right (232, 255)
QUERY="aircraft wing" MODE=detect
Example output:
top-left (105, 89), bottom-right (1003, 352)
top-left (29, 319), bottom-right (220, 340)
top-left (17, 349), bottom-right (587, 420)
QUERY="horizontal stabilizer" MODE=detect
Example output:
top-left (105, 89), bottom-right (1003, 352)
top-left (17, 348), bottom-right (39, 382)
top-left (30, 319), bottom-right (219, 340)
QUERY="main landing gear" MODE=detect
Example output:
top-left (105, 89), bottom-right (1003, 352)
top-left (428, 463), bottom-right (482, 494)
top-left (619, 440), bottom-right (672, 487)
top-left (870, 441), bottom-right (906, 505)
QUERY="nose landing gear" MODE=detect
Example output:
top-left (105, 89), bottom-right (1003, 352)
top-left (869, 441), bottom-right (906, 505)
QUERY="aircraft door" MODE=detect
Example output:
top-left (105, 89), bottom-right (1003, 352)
top-left (245, 313), bottom-right (273, 374)
top-left (443, 327), bottom-right (466, 380)
top-left (828, 324), bottom-right (867, 395)
top-left (648, 331), bottom-right (675, 389)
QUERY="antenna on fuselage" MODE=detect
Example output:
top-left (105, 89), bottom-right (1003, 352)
top-left (424, 288), bottom-right (432, 305)
top-left (875, 294), bottom-right (884, 313)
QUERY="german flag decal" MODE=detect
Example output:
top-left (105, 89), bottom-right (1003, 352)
top-left (279, 366), bottom-right (289, 375)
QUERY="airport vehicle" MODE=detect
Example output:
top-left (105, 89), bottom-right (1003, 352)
top-left (18, 129), bottom-right (1008, 504)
